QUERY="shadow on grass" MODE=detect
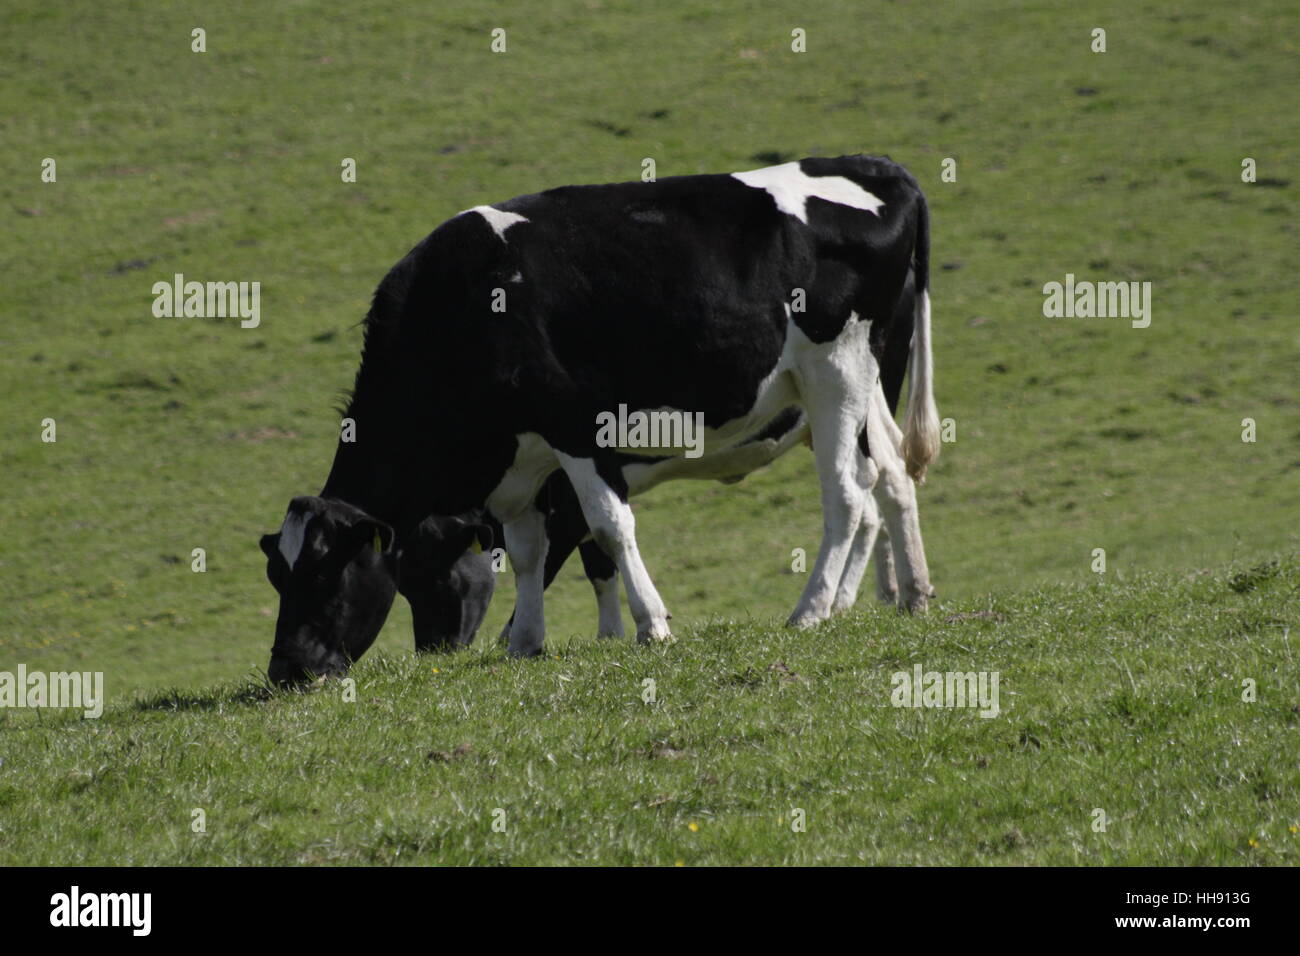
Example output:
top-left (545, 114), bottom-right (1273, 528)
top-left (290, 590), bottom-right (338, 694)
top-left (133, 680), bottom-right (275, 713)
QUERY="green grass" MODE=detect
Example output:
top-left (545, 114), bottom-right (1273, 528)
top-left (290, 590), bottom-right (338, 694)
top-left (1, 558), bottom-right (1295, 865)
top-left (0, 0), bottom-right (1297, 864)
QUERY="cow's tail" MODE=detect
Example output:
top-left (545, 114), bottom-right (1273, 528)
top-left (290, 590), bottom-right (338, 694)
top-left (901, 191), bottom-right (940, 483)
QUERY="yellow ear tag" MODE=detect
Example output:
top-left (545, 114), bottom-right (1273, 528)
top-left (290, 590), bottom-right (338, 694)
top-left (470, 537), bottom-right (482, 554)
top-left (373, 530), bottom-right (383, 554)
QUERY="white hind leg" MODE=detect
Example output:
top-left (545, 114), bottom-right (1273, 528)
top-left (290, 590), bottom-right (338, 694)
top-left (865, 383), bottom-right (934, 611)
top-left (872, 526), bottom-right (899, 603)
top-left (787, 317), bottom-right (875, 628)
top-left (831, 454), bottom-right (883, 613)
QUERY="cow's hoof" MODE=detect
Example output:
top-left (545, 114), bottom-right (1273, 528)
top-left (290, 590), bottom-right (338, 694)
top-left (505, 643), bottom-right (546, 659)
top-left (786, 612), bottom-right (824, 629)
top-left (901, 585), bottom-right (934, 614)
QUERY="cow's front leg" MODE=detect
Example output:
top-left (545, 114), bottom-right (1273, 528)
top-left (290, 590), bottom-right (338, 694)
top-left (556, 453), bottom-right (671, 644)
top-left (503, 505), bottom-right (549, 657)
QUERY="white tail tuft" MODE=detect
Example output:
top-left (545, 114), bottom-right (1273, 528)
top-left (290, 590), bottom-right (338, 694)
top-left (901, 289), bottom-right (940, 482)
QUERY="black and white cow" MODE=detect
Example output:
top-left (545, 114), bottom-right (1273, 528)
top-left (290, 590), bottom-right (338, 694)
top-left (260, 155), bottom-right (938, 682)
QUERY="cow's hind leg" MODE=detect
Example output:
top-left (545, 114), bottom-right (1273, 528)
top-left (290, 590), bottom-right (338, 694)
top-left (555, 452), bottom-right (671, 644)
top-left (865, 384), bottom-right (934, 611)
top-left (788, 325), bottom-right (874, 628)
top-left (872, 526), bottom-right (899, 604)
top-left (831, 433), bottom-right (902, 611)
top-left (831, 458), bottom-right (884, 614)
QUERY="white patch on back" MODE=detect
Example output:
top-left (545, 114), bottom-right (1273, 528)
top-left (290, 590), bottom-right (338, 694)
top-left (278, 512), bottom-right (309, 569)
top-left (731, 162), bottom-right (883, 223)
top-left (461, 205), bottom-right (529, 241)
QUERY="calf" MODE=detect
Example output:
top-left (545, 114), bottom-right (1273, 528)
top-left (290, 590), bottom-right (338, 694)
top-left (260, 155), bottom-right (938, 681)
top-left (497, 268), bottom-right (925, 641)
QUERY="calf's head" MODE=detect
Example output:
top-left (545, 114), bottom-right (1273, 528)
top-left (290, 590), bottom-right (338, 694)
top-left (397, 514), bottom-right (496, 652)
top-left (260, 496), bottom-right (398, 685)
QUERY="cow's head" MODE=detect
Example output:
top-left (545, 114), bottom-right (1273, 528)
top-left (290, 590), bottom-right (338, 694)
top-left (397, 514), bottom-right (496, 652)
top-left (260, 496), bottom-right (398, 685)
top-left (260, 500), bottom-right (498, 685)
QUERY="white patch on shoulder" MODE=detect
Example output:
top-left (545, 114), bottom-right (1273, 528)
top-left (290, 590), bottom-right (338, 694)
top-left (731, 162), bottom-right (883, 223)
top-left (461, 205), bottom-right (529, 241)
top-left (278, 512), bottom-right (309, 569)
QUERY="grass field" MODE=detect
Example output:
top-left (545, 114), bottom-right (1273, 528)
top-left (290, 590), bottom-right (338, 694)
top-left (3, 559), bottom-right (1296, 865)
top-left (1, 0), bottom-right (1296, 865)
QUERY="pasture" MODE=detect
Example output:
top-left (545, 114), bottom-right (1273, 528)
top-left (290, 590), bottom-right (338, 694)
top-left (1, 0), bottom-right (1296, 865)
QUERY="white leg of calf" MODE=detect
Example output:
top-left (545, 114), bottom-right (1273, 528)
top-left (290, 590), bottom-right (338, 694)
top-left (504, 506), bottom-right (549, 657)
top-left (866, 387), bottom-right (933, 612)
top-left (872, 523), bottom-right (899, 604)
top-left (556, 453), bottom-right (671, 644)
top-left (591, 573), bottom-right (624, 638)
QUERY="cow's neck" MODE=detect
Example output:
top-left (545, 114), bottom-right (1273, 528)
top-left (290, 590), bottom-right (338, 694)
top-left (319, 436), bottom-right (418, 530)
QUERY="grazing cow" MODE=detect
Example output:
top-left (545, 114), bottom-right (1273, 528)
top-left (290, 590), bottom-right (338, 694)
top-left (260, 155), bottom-right (938, 682)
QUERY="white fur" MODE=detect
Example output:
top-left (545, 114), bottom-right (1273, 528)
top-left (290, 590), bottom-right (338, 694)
top-left (866, 381), bottom-right (933, 610)
top-left (462, 205), bottom-right (528, 242)
top-left (831, 458), bottom-right (883, 613)
top-left (591, 573), bottom-right (624, 637)
top-left (554, 452), bottom-right (672, 644)
top-left (278, 512), bottom-right (309, 569)
top-left (785, 313), bottom-right (877, 626)
top-left (503, 506), bottom-right (548, 657)
top-left (731, 162), bottom-right (884, 224)
top-left (486, 432), bottom-right (558, 524)
top-left (902, 289), bottom-right (940, 481)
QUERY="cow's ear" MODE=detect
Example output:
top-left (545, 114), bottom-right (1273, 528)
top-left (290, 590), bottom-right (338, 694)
top-left (469, 523), bottom-right (494, 554)
top-left (260, 533), bottom-right (286, 592)
top-left (446, 516), bottom-right (492, 558)
top-left (351, 518), bottom-right (395, 557)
